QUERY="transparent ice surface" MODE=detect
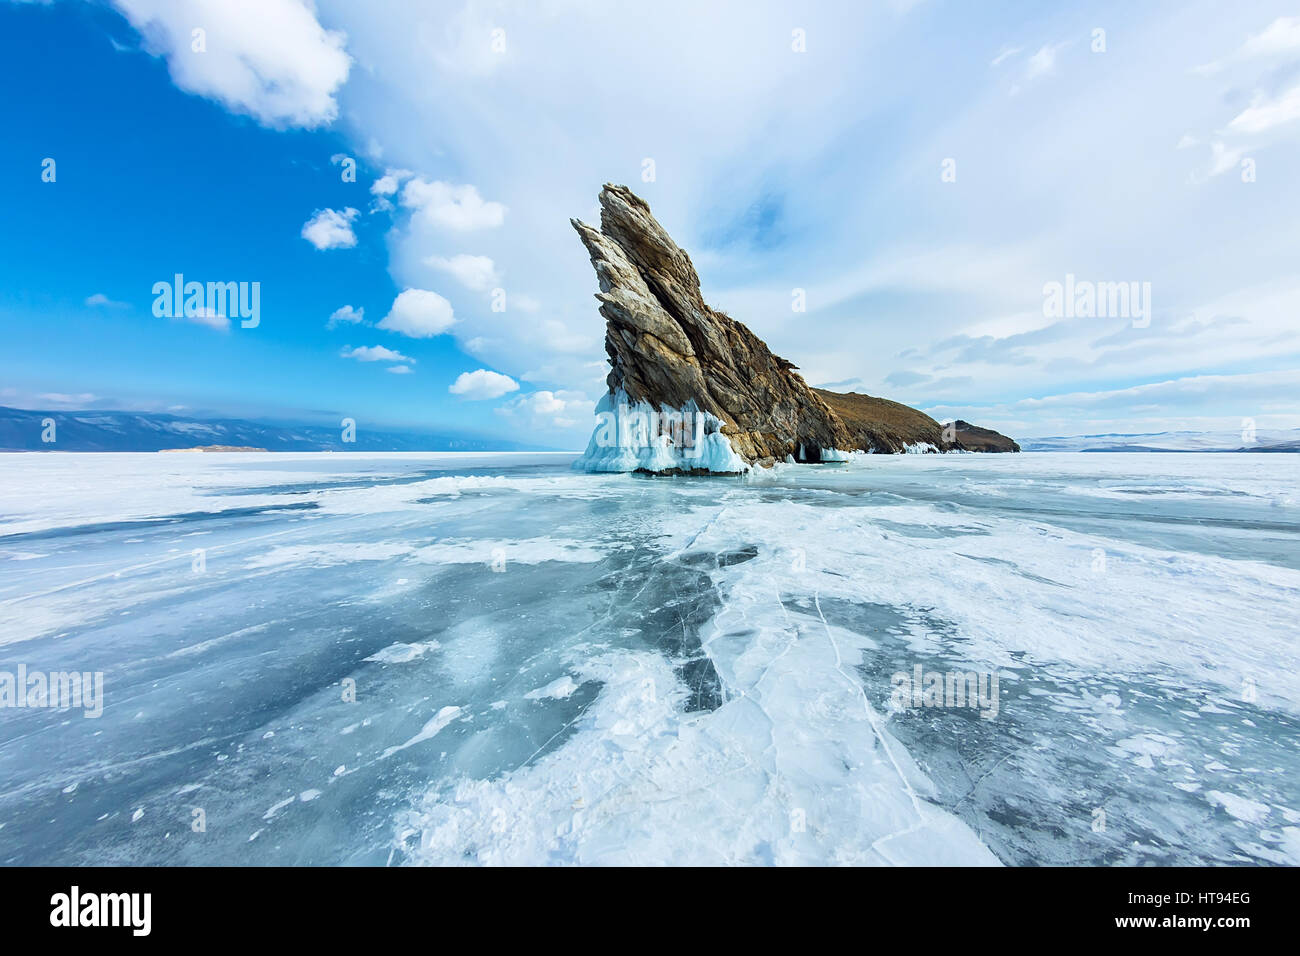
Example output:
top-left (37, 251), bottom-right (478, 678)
top-left (0, 451), bottom-right (1296, 865)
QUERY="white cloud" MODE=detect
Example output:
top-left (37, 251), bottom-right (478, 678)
top-left (340, 344), bottom-right (412, 363)
top-left (369, 169), bottom-right (411, 212)
top-left (371, 168), bottom-right (412, 197)
top-left (426, 254), bottom-right (500, 291)
top-left (173, 309), bottom-right (231, 332)
top-left (990, 46), bottom-right (1021, 67)
top-left (925, 369), bottom-right (1300, 439)
top-left (400, 179), bottom-right (506, 230)
top-left (301, 207), bottom-right (360, 249)
top-left (1196, 16), bottom-right (1300, 74)
top-left (1226, 85), bottom-right (1300, 135)
top-left (515, 391), bottom-right (565, 415)
top-left (110, 0), bottom-right (351, 128)
top-left (1206, 140), bottom-right (1248, 178)
top-left (387, 364), bottom-right (414, 374)
top-left (1239, 16), bottom-right (1300, 59)
top-left (448, 368), bottom-right (519, 399)
top-left (1004, 42), bottom-right (1064, 95)
top-left (497, 389), bottom-right (594, 430)
top-left (1024, 44), bottom-right (1058, 79)
top-left (85, 292), bottom-right (127, 308)
top-left (38, 392), bottom-right (99, 407)
top-left (130, 2), bottom-right (1299, 438)
top-left (327, 304), bottom-right (365, 327)
top-left (377, 289), bottom-right (455, 338)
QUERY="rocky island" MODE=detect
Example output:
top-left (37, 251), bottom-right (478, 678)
top-left (572, 184), bottom-right (1018, 473)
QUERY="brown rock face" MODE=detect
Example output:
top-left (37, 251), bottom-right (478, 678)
top-left (949, 420), bottom-right (1022, 453)
top-left (572, 185), bottom-right (848, 461)
top-left (572, 185), bottom-right (1018, 460)
top-left (813, 389), bottom-right (948, 454)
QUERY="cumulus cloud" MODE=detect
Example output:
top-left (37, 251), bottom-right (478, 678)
top-left (377, 289), bottom-right (455, 338)
top-left (497, 389), bottom-right (594, 430)
top-left (85, 292), bottom-right (128, 309)
top-left (448, 368), bottom-right (519, 399)
top-left (301, 207), bottom-right (360, 249)
top-left (369, 168), bottom-right (413, 212)
top-left (400, 179), bottom-right (506, 230)
top-left (371, 168), bottom-right (412, 197)
top-left (109, 0), bottom-right (351, 128)
top-left (340, 344), bottom-right (412, 363)
top-left (327, 304), bottom-right (365, 327)
top-left (387, 364), bottom-right (413, 374)
top-left (426, 254), bottom-right (500, 291)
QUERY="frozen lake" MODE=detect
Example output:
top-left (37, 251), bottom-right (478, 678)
top-left (0, 451), bottom-right (1297, 865)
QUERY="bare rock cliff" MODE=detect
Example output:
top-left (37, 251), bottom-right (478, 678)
top-left (572, 184), bottom-right (1017, 460)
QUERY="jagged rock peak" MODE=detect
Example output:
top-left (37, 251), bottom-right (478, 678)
top-left (571, 184), bottom-right (848, 461)
top-left (571, 184), bottom-right (1020, 463)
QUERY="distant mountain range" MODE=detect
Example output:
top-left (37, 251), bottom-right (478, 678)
top-left (1020, 429), bottom-right (1300, 453)
top-left (6, 405), bottom-right (1295, 455)
top-left (0, 406), bottom-right (552, 452)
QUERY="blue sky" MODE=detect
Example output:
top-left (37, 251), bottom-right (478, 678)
top-left (0, 1), bottom-right (483, 434)
top-left (2, 0), bottom-right (1299, 444)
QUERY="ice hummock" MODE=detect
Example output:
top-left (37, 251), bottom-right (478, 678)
top-left (572, 390), bottom-right (749, 474)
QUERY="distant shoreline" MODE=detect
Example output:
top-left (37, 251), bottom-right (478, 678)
top-left (158, 445), bottom-right (269, 453)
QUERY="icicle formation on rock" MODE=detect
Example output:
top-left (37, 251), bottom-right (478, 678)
top-left (574, 391), bottom-right (748, 474)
